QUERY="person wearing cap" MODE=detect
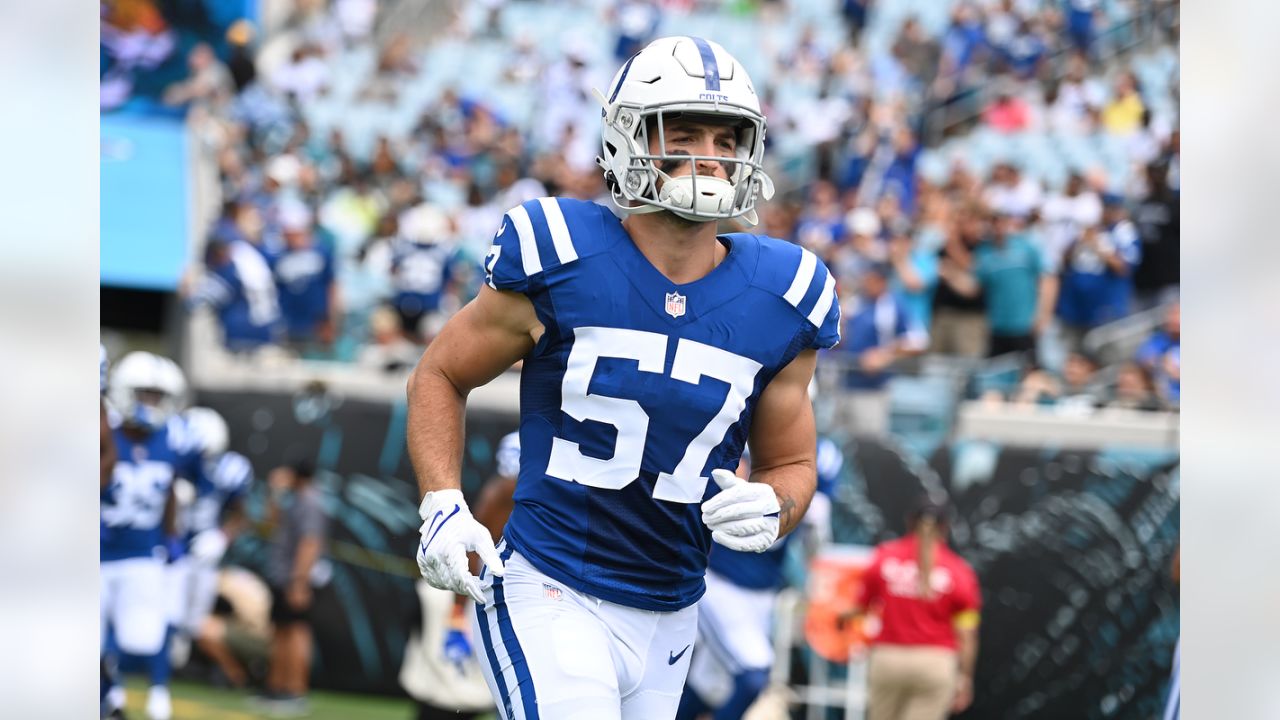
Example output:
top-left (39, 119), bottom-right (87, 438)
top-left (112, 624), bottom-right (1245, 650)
top-left (842, 498), bottom-right (982, 720)
top-left (270, 200), bottom-right (337, 349)
top-left (834, 261), bottom-right (927, 438)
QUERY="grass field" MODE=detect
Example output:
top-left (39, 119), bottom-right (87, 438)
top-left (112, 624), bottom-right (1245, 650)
top-left (123, 678), bottom-right (498, 719)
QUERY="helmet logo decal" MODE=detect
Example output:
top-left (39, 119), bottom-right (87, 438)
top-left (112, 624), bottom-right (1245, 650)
top-left (609, 52), bottom-right (639, 103)
top-left (665, 291), bottom-right (687, 319)
top-left (689, 37), bottom-right (721, 91)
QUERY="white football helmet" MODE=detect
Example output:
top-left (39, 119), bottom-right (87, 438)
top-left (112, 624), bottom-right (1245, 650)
top-left (495, 431), bottom-right (521, 479)
top-left (596, 36), bottom-right (775, 225)
top-left (183, 406), bottom-right (230, 459)
top-left (108, 351), bottom-right (187, 432)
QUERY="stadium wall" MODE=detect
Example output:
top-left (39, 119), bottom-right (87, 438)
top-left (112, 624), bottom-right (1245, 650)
top-left (201, 389), bottom-right (1179, 717)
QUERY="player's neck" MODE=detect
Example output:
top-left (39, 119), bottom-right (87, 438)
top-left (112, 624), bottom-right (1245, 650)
top-left (622, 211), bottom-right (726, 285)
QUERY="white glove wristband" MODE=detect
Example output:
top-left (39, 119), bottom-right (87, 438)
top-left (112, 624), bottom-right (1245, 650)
top-left (416, 489), bottom-right (505, 604)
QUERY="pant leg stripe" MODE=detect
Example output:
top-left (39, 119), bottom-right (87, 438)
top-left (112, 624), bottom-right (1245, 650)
top-left (493, 544), bottom-right (539, 719)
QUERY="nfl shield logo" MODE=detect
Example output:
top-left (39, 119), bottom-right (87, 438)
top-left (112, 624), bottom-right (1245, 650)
top-left (665, 291), bottom-right (687, 318)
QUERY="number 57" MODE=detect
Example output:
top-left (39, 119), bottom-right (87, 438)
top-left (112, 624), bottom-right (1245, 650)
top-left (545, 326), bottom-right (762, 504)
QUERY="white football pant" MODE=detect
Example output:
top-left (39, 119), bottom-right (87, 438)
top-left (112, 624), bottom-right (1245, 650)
top-left (472, 540), bottom-right (699, 720)
top-left (101, 557), bottom-right (167, 655)
top-left (686, 569), bottom-right (777, 704)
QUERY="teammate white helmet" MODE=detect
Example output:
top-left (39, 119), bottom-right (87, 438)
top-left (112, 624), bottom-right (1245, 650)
top-left (495, 431), bottom-right (521, 479)
top-left (183, 406), bottom-right (230, 459)
top-left (595, 36), bottom-right (775, 225)
top-left (108, 351), bottom-right (187, 432)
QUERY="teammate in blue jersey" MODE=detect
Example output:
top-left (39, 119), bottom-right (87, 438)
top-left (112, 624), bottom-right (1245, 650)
top-left (676, 438), bottom-right (841, 720)
top-left (165, 406), bottom-right (253, 670)
top-left (407, 36), bottom-right (842, 720)
top-left (101, 351), bottom-right (201, 720)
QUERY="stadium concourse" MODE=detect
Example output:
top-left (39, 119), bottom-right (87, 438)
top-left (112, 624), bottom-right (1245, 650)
top-left (100, 0), bottom-right (1179, 719)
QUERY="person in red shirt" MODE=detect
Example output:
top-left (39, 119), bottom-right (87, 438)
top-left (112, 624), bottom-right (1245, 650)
top-left (845, 496), bottom-right (981, 720)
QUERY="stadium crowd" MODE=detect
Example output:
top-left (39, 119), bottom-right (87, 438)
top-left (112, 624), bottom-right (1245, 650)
top-left (102, 0), bottom-right (1181, 426)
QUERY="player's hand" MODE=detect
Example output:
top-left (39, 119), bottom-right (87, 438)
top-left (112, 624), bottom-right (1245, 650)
top-left (189, 528), bottom-right (229, 565)
top-left (701, 469), bottom-right (780, 553)
top-left (416, 489), bottom-right (505, 604)
top-left (442, 628), bottom-right (473, 673)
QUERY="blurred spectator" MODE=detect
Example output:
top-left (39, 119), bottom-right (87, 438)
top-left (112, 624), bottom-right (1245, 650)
top-left (258, 460), bottom-right (328, 715)
top-left (611, 0), bottom-right (661, 62)
top-left (1136, 301), bottom-right (1180, 406)
top-left (896, 17), bottom-right (941, 82)
top-left (938, 211), bottom-right (1053, 361)
top-left (1064, 0), bottom-right (1098, 56)
top-left (194, 568), bottom-right (274, 689)
top-left (843, 496), bottom-right (980, 720)
top-left (162, 43), bottom-right (234, 110)
top-left (1131, 162), bottom-right (1180, 308)
top-left (841, 0), bottom-right (872, 42)
top-left (271, 45), bottom-right (330, 103)
top-left (391, 204), bottom-right (459, 342)
top-left (834, 263), bottom-right (926, 437)
top-left (1054, 200), bottom-right (1140, 350)
top-left (357, 306), bottom-right (421, 373)
top-left (186, 235), bottom-right (283, 352)
top-left (1001, 18), bottom-right (1048, 80)
top-left (1102, 71), bottom-right (1146, 136)
top-left (930, 204), bottom-right (989, 358)
top-left (880, 128), bottom-right (921, 216)
top-left (225, 20), bottom-right (259, 91)
top-left (1107, 361), bottom-right (1164, 412)
top-left (1011, 350), bottom-right (1103, 410)
top-left (1037, 171), bottom-right (1101, 272)
top-left (983, 163), bottom-right (1043, 221)
top-left (982, 79), bottom-right (1033, 134)
top-left (797, 181), bottom-right (849, 258)
top-left (887, 230), bottom-right (939, 335)
top-left (270, 203), bottom-right (337, 348)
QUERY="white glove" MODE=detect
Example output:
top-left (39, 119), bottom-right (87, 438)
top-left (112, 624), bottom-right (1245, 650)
top-left (189, 528), bottom-right (229, 565)
top-left (701, 469), bottom-right (781, 553)
top-left (417, 489), bottom-right (505, 604)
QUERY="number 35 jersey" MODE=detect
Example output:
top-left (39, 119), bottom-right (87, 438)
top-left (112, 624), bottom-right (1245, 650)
top-left (485, 198), bottom-right (841, 611)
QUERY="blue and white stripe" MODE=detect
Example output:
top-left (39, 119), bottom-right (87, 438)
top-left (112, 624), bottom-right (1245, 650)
top-left (689, 37), bottom-right (721, 91)
top-left (783, 248), bottom-right (838, 332)
top-left (505, 199), bottom-right (579, 280)
top-left (477, 542), bottom-right (539, 720)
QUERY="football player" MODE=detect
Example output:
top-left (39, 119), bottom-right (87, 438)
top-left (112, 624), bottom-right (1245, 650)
top-left (165, 406), bottom-right (252, 670)
top-left (675, 438), bottom-right (841, 720)
top-left (407, 36), bottom-right (841, 720)
top-left (101, 352), bottom-right (200, 720)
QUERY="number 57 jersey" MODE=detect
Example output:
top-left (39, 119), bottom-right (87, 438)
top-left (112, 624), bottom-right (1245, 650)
top-left (485, 198), bottom-right (841, 611)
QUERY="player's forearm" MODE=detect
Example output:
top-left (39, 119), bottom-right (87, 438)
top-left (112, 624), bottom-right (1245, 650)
top-left (291, 536), bottom-right (322, 585)
top-left (406, 362), bottom-right (468, 497)
top-left (955, 626), bottom-right (978, 678)
top-left (750, 460), bottom-right (817, 537)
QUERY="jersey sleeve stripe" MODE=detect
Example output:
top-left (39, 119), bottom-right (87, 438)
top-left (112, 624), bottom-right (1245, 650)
top-left (783, 249), bottom-right (817, 308)
top-left (807, 272), bottom-right (837, 328)
top-left (538, 198), bottom-right (578, 265)
top-left (508, 205), bottom-right (542, 277)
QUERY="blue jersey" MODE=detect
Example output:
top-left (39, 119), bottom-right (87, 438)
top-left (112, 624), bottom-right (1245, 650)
top-left (182, 451), bottom-right (253, 543)
top-left (101, 418), bottom-right (203, 562)
top-left (706, 437), bottom-right (843, 590)
top-left (272, 245), bottom-right (334, 337)
top-left (486, 198), bottom-right (842, 611)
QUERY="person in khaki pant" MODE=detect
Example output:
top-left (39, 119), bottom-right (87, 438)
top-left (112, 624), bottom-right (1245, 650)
top-left (842, 498), bottom-right (981, 720)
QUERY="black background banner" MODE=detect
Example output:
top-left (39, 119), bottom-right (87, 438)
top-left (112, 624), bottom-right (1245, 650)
top-left (201, 389), bottom-right (1179, 717)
